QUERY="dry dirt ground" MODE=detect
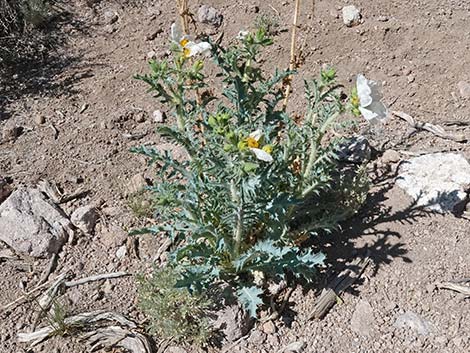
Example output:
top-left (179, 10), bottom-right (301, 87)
top-left (1, 0), bottom-right (470, 352)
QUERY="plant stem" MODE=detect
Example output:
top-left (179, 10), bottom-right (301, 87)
top-left (282, 0), bottom-right (302, 111)
top-left (176, 0), bottom-right (189, 34)
top-left (230, 180), bottom-right (243, 256)
top-left (303, 111), bottom-right (339, 181)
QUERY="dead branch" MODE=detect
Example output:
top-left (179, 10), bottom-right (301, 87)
top-left (282, 0), bottom-right (302, 110)
top-left (308, 256), bottom-right (370, 320)
top-left (436, 279), bottom-right (470, 297)
top-left (64, 271), bottom-right (129, 288)
top-left (18, 311), bottom-right (139, 347)
top-left (84, 326), bottom-right (153, 353)
top-left (392, 111), bottom-right (467, 142)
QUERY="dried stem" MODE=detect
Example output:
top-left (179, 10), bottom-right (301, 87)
top-left (176, 0), bottom-right (189, 34)
top-left (175, 0), bottom-right (206, 141)
top-left (282, 0), bottom-right (302, 111)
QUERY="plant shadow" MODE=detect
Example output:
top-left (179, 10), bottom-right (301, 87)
top-left (0, 6), bottom-right (95, 120)
top-left (281, 163), bottom-right (458, 323)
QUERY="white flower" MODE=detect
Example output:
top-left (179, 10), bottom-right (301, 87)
top-left (237, 30), bottom-right (249, 40)
top-left (247, 130), bottom-right (273, 163)
top-left (356, 74), bottom-right (388, 124)
top-left (170, 23), bottom-right (211, 58)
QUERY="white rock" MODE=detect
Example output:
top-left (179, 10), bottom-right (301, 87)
top-left (283, 341), bottom-right (306, 353)
top-left (71, 205), bottom-right (98, 234)
top-left (394, 311), bottom-right (435, 336)
top-left (152, 110), bottom-right (165, 123)
top-left (396, 153), bottom-right (470, 213)
top-left (0, 188), bottom-right (74, 258)
top-left (103, 9), bottom-right (118, 25)
top-left (115, 245), bottom-right (127, 259)
top-left (342, 5), bottom-right (362, 27)
top-left (457, 81), bottom-right (470, 98)
top-left (350, 299), bottom-right (376, 336)
top-left (147, 50), bottom-right (157, 59)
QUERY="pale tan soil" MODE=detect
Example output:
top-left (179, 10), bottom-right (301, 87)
top-left (1, 1), bottom-right (469, 352)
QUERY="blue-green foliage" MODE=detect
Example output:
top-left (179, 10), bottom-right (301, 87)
top-left (133, 28), bottom-right (346, 317)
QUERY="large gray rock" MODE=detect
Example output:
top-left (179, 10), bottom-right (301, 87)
top-left (0, 188), bottom-right (74, 258)
top-left (396, 153), bottom-right (470, 213)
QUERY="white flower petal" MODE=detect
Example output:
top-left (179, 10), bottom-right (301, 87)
top-left (357, 74), bottom-right (388, 124)
top-left (356, 74), bottom-right (373, 107)
top-left (237, 30), bottom-right (249, 40)
top-left (171, 22), bottom-right (181, 43)
top-left (186, 41), bottom-right (211, 57)
top-left (250, 148), bottom-right (273, 162)
top-left (249, 129), bottom-right (263, 141)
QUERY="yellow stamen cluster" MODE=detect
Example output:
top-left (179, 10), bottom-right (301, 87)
top-left (262, 145), bottom-right (273, 154)
top-left (351, 95), bottom-right (359, 107)
top-left (246, 136), bottom-right (259, 148)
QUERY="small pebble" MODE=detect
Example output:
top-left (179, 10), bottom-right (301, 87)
top-left (115, 245), bottom-right (127, 259)
top-left (262, 320), bottom-right (276, 334)
top-left (35, 115), bottom-right (46, 125)
top-left (152, 110), bottom-right (165, 123)
top-left (342, 5), bottom-right (362, 27)
top-left (457, 81), bottom-right (470, 98)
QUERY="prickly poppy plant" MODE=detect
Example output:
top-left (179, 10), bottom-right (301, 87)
top-left (133, 26), bottom-right (358, 317)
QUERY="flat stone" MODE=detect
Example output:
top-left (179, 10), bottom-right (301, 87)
top-left (396, 153), bottom-right (470, 213)
top-left (381, 149), bottom-right (401, 164)
top-left (99, 224), bottom-right (128, 248)
top-left (261, 320), bottom-right (276, 334)
top-left (70, 205), bottom-right (98, 233)
top-left (394, 311), bottom-right (435, 336)
top-left (248, 330), bottom-right (266, 345)
top-left (126, 173), bottom-right (148, 196)
top-left (342, 5), bottom-right (361, 27)
top-left (282, 341), bottom-right (306, 353)
top-left (350, 299), bottom-right (376, 336)
top-left (457, 81), bottom-right (470, 98)
top-left (103, 9), bottom-right (118, 25)
top-left (0, 188), bottom-right (74, 258)
top-left (212, 304), bottom-right (253, 342)
top-left (166, 347), bottom-right (187, 353)
top-left (115, 245), bottom-right (127, 259)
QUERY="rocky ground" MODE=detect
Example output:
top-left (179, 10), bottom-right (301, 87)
top-left (1, 0), bottom-right (469, 352)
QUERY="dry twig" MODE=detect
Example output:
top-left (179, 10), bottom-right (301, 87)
top-left (282, 0), bottom-right (302, 110)
top-left (436, 279), bottom-right (470, 297)
top-left (18, 311), bottom-right (140, 346)
top-left (64, 271), bottom-right (129, 288)
top-left (308, 255), bottom-right (370, 320)
top-left (392, 111), bottom-right (467, 142)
